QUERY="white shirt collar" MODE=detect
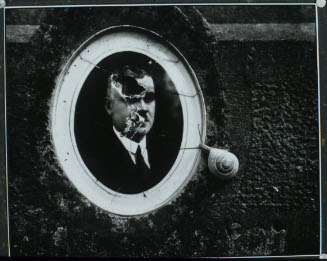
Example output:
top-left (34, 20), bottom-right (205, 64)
top-left (113, 127), bottom-right (147, 154)
top-left (113, 127), bottom-right (150, 168)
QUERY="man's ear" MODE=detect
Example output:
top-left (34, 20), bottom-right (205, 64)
top-left (105, 98), bottom-right (112, 116)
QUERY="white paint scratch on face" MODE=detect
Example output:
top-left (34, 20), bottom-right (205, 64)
top-left (109, 74), bottom-right (151, 138)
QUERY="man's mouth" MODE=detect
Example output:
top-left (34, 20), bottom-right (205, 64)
top-left (135, 118), bottom-right (147, 129)
top-left (134, 111), bottom-right (146, 123)
top-left (122, 109), bottom-right (150, 137)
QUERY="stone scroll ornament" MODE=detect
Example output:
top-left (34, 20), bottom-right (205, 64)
top-left (200, 143), bottom-right (239, 180)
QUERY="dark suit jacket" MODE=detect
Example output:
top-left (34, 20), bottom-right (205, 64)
top-left (80, 118), bottom-right (173, 194)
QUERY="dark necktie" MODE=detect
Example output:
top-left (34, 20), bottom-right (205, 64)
top-left (135, 145), bottom-right (150, 175)
top-left (135, 146), bottom-right (156, 192)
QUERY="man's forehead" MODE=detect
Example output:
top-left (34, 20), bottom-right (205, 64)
top-left (136, 75), bottom-right (154, 91)
top-left (119, 75), bottom-right (155, 96)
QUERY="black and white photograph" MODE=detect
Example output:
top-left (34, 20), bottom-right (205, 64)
top-left (0, 1), bottom-right (325, 258)
top-left (74, 51), bottom-right (183, 194)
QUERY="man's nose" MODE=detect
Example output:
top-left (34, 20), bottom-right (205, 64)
top-left (138, 98), bottom-right (147, 110)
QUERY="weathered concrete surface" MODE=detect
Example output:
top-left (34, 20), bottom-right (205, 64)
top-left (5, 6), bottom-right (319, 257)
top-left (197, 5), bottom-right (315, 24)
top-left (6, 23), bottom-right (316, 43)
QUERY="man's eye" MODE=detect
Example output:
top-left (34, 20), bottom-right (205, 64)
top-left (144, 93), bottom-right (155, 103)
top-left (125, 97), bottom-right (139, 104)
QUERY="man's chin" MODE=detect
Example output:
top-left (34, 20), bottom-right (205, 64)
top-left (135, 127), bottom-right (150, 136)
top-left (126, 128), bottom-right (149, 143)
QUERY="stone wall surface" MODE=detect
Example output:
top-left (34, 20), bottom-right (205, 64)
top-left (5, 6), bottom-right (319, 257)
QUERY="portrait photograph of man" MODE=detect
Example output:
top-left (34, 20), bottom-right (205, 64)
top-left (74, 52), bottom-right (183, 194)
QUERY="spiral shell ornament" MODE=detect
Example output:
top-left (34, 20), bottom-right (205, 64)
top-left (200, 144), bottom-right (239, 180)
top-left (208, 148), bottom-right (239, 180)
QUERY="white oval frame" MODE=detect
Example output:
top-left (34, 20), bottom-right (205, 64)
top-left (51, 26), bottom-right (206, 216)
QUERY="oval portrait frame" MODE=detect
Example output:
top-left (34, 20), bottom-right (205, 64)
top-left (51, 26), bottom-right (206, 216)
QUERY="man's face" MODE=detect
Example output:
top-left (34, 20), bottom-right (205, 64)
top-left (106, 74), bottom-right (156, 142)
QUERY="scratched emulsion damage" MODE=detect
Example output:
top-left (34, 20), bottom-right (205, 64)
top-left (108, 73), bottom-right (149, 139)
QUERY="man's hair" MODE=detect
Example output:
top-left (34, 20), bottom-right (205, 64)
top-left (105, 65), bottom-right (153, 110)
top-left (108, 65), bottom-right (149, 93)
top-left (111, 65), bottom-right (147, 82)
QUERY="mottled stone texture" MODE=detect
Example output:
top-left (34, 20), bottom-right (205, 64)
top-left (5, 6), bottom-right (319, 257)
